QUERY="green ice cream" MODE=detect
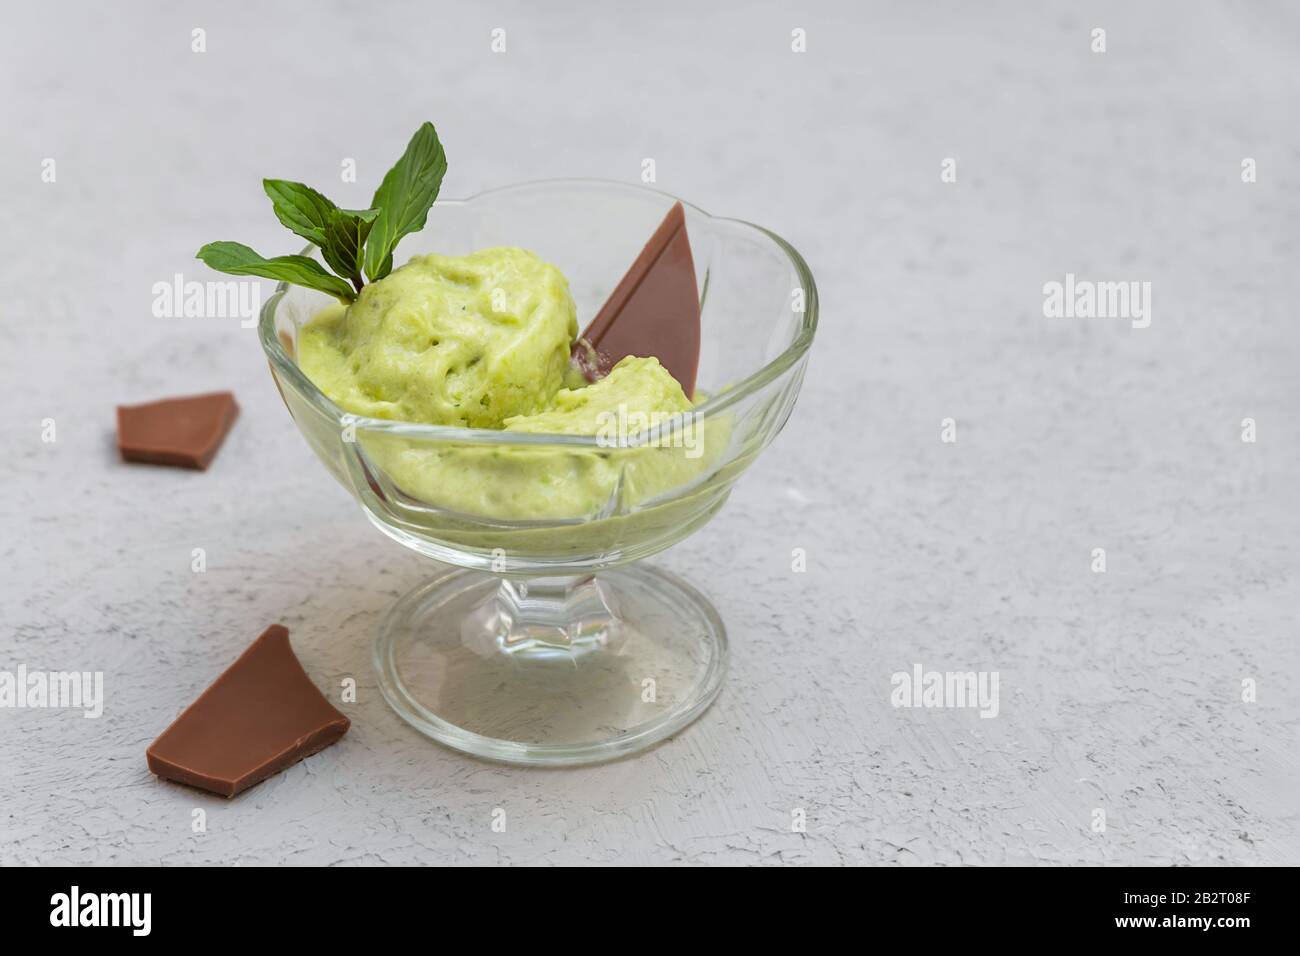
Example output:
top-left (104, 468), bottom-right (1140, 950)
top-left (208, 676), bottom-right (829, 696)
top-left (297, 248), bottom-right (722, 523)
top-left (298, 247), bottom-right (576, 428)
top-left (504, 355), bottom-right (692, 435)
top-left (358, 356), bottom-right (714, 520)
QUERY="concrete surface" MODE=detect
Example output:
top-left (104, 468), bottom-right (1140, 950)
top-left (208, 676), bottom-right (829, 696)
top-left (2, 0), bottom-right (1298, 865)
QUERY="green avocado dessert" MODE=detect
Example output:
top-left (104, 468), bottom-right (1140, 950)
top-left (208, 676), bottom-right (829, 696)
top-left (348, 348), bottom-right (718, 521)
top-left (504, 355), bottom-right (692, 436)
top-left (297, 252), bottom-right (717, 521)
top-left (297, 248), bottom-right (577, 429)
top-left (199, 119), bottom-right (720, 531)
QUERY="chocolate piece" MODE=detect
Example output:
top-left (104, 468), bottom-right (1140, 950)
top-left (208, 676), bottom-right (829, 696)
top-left (572, 201), bottom-right (702, 397)
top-left (146, 625), bottom-right (349, 798)
top-left (117, 391), bottom-right (239, 470)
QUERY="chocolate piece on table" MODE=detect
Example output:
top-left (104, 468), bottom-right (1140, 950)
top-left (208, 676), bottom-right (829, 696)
top-left (116, 391), bottom-right (239, 470)
top-left (571, 201), bottom-right (702, 397)
top-left (146, 625), bottom-right (350, 798)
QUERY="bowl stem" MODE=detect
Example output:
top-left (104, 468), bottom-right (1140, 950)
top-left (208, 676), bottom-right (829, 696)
top-left (461, 574), bottom-right (624, 658)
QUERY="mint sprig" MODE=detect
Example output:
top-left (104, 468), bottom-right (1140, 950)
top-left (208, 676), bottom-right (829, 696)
top-left (197, 122), bottom-right (448, 303)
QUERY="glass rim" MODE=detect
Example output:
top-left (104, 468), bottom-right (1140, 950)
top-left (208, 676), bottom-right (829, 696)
top-left (258, 177), bottom-right (818, 447)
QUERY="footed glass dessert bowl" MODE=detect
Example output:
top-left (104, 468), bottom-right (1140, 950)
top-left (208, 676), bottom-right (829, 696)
top-left (260, 180), bottom-right (817, 765)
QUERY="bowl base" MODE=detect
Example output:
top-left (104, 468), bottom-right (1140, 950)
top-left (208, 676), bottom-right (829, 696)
top-left (373, 565), bottom-right (727, 766)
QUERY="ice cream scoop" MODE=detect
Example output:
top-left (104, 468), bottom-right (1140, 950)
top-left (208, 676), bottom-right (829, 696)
top-left (298, 247), bottom-right (577, 429)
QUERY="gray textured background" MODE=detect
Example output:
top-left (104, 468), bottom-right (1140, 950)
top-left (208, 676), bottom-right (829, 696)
top-left (3, 1), bottom-right (1298, 865)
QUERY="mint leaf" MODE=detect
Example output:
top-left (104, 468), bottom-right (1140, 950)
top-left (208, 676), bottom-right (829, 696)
top-left (196, 241), bottom-right (355, 302)
top-left (263, 179), bottom-right (337, 247)
top-left (320, 209), bottom-right (377, 284)
top-left (201, 122), bottom-right (447, 300)
top-left (264, 179), bottom-right (378, 285)
top-left (363, 122), bottom-right (447, 281)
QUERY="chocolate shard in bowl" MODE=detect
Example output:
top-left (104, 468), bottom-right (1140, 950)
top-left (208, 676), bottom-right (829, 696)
top-left (571, 201), bottom-right (702, 397)
top-left (117, 391), bottom-right (239, 470)
top-left (146, 625), bottom-right (350, 798)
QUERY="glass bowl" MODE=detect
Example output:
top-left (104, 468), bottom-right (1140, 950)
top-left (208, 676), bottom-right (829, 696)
top-left (259, 179), bottom-right (817, 765)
